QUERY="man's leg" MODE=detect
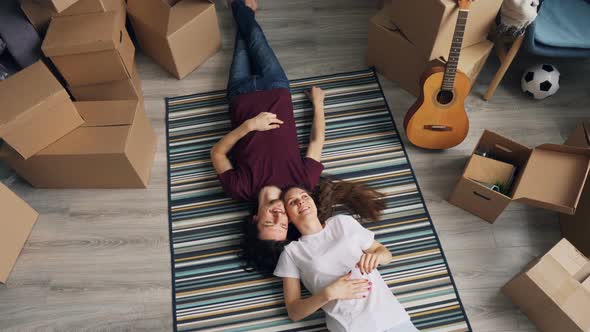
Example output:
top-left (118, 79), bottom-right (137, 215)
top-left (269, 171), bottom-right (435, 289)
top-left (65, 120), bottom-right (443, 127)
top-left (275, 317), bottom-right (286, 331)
top-left (227, 31), bottom-right (254, 99)
top-left (231, 0), bottom-right (288, 85)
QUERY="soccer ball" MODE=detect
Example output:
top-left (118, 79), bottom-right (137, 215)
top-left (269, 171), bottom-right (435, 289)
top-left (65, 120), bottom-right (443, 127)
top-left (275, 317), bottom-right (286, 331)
top-left (521, 64), bottom-right (560, 100)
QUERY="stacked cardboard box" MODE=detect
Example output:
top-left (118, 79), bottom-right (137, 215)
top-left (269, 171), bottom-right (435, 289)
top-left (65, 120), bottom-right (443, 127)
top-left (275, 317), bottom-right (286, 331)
top-left (0, 61), bottom-right (156, 189)
top-left (0, 182), bottom-right (39, 284)
top-left (560, 122), bottom-right (590, 257)
top-left (503, 239), bottom-right (590, 332)
top-left (127, 0), bottom-right (221, 79)
top-left (449, 130), bottom-right (590, 223)
top-left (367, 0), bottom-right (502, 96)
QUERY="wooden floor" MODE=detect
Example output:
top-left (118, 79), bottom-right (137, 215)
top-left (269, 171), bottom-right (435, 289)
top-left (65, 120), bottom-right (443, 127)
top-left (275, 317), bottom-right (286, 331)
top-left (1, 1), bottom-right (589, 331)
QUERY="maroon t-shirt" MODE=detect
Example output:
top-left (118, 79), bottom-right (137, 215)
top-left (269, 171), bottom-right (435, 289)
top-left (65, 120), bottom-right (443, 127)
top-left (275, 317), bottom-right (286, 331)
top-left (218, 88), bottom-right (324, 201)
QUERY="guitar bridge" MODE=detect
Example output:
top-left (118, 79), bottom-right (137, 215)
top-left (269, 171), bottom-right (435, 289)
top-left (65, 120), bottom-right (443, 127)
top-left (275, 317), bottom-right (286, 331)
top-left (423, 125), bottom-right (453, 132)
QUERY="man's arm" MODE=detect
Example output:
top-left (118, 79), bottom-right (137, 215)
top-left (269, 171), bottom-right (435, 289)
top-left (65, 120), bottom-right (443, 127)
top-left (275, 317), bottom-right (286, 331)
top-left (305, 87), bottom-right (326, 162)
top-left (211, 112), bottom-right (284, 174)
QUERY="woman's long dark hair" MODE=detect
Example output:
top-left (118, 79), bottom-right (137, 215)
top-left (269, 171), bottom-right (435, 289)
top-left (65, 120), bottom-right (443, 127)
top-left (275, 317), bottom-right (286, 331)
top-left (239, 176), bottom-right (386, 275)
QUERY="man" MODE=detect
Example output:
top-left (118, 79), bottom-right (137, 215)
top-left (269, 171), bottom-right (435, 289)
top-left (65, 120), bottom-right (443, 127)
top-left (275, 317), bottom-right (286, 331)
top-left (211, 0), bottom-right (326, 241)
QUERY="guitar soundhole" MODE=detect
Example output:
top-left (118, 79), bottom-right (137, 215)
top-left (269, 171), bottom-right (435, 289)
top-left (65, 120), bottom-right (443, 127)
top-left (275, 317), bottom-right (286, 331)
top-left (437, 90), bottom-right (454, 105)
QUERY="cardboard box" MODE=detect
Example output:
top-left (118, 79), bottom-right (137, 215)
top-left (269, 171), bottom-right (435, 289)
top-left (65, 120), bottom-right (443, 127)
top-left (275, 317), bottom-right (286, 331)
top-left (0, 182), bottom-right (39, 284)
top-left (42, 10), bottom-right (135, 86)
top-left (45, 0), bottom-right (78, 13)
top-left (561, 122), bottom-right (590, 257)
top-left (69, 62), bottom-right (143, 101)
top-left (0, 61), bottom-right (83, 160)
top-left (367, 9), bottom-right (493, 96)
top-left (127, 0), bottom-right (221, 79)
top-left (502, 239), bottom-right (590, 332)
top-left (20, 0), bottom-right (125, 35)
top-left (0, 100), bottom-right (156, 188)
top-left (448, 130), bottom-right (590, 223)
top-left (389, 0), bottom-right (503, 60)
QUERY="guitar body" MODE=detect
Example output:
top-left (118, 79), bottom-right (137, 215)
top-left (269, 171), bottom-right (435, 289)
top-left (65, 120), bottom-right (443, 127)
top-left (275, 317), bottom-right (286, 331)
top-left (404, 66), bottom-right (471, 149)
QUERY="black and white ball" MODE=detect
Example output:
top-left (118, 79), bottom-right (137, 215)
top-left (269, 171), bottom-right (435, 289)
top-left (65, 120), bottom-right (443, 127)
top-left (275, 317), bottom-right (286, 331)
top-left (521, 64), bottom-right (560, 100)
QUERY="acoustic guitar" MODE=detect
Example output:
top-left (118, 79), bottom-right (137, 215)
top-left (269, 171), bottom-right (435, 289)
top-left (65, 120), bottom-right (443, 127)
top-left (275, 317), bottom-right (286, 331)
top-left (403, 0), bottom-right (471, 150)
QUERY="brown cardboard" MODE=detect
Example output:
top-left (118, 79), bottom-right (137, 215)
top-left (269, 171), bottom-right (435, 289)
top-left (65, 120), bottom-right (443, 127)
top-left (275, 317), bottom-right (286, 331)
top-left (69, 62), bottom-right (143, 101)
top-left (46, 0), bottom-right (78, 12)
top-left (464, 154), bottom-right (515, 188)
top-left (0, 183), bottom-right (39, 284)
top-left (127, 0), bottom-right (221, 79)
top-left (42, 10), bottom-right (135, 86)
top-left (561, 122), bottom-right (590, 257)
top-left (0, 61), bottom-right (84, 160)
top-left (20, 0), bottom-right (125, 35)
top-left (389, 0), bottom-right (503, 60)
top-left (449, 130), bottom-right (590, 223)
top-left (0, 101), bottom-right (156, 188)
top-left (502, 239), bottom-right (590, 332)
top-left (367, 9), bottom-right (493, 96)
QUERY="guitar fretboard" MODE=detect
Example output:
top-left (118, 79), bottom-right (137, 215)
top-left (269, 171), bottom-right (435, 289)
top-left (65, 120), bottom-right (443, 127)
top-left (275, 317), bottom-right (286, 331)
top-left (441, 9), bottom-right (469, 92)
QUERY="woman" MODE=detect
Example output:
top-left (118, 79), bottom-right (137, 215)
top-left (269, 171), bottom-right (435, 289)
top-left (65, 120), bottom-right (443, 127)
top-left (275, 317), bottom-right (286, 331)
top-left (240, 178), bottom-right (385, 273)
top-left (273, 186), bottom-right (419, 332)
top-left (211, 0), bottom-right (326, 238)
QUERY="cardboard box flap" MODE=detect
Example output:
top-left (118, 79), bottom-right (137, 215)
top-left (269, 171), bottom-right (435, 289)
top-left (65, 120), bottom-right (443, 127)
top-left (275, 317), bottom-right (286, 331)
top-left (0, 61), bottom-right (65, 136)
top-left (0, 183), bottom-right (39, 283)
top-left (168, 0), bottom-right (215, 34)
top-left (75, 100), bottom-right (139, 126)
top-left (545, 239), bottom-right (590, 278)
top-left (35, 125), bottom-right (131, 156)
top-left (42, 11), bottom-right (121, 56)
top-left (513, 144), bottom-right (590, 213)
top-left (565, 122), bottom-right (590, 148)
top-left (528, 255), bottom-right (579, 303)
top-left (48, 0), bottom-right (79, 12)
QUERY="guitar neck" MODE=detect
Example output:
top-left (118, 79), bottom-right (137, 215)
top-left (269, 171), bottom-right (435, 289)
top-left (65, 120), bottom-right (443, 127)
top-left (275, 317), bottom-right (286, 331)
top-left (441, 9), bottom-right (469, 92)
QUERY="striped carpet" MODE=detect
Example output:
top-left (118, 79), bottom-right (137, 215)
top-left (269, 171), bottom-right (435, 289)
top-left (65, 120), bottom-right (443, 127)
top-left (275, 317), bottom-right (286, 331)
top-left (165, 69), bottom-right (471, 332)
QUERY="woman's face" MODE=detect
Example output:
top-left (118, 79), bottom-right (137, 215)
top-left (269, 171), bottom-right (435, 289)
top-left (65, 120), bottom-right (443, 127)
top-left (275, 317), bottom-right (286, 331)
top-left (283, 187), bottom-right (317, 227)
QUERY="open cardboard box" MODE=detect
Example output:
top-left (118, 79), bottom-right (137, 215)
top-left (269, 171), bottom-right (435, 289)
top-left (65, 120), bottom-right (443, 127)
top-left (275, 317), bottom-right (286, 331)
top-left (69, 62), bottom-right (143, 101)
top-left (42, 9), bottom-right (134, 86)
top-left (561, 122), bottom-right (590, 256)
top-left (127, 0), bottom-right (221, 79)
top-left (0, 100), bottom-right (156, 188)
top-left (449, 130), bottom-right (590, 223)
top-left (20, 0), bottom-right (125, 35)
top-left (0, 61), bottom-right (83, 160)
top-left (367, 7), bottom-right (493, 96)
top-left (502, 238), bottom-right (590, 332)
top-left (388, 0), bottom-right (503, 60)
top-left (0, 182), bottom-right (39, 284)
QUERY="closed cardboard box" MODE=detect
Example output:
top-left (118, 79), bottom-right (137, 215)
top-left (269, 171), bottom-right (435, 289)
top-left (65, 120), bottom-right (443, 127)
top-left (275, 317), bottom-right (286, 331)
top-left (503, 239), bottom-right (590, 332)
top-left (449, 130), bottom-right (590, 223)
top-left (0, 182), bottom-right (39, 284)
top-left (389, 0), bottom-right (503, 60)
top-left (561, 122), bottom-right (590, 256)
top-left (127, 0), bottom-right (221, 79)
top-left (20, 0), bottom-right (125, 35)
top-left (367, 9), bottom-right (493, 96)
top-left (0, 61), bottom-right (83, 160)
top-left (42, 10), bottom-right (135, 86)
top-left (0, 100), bottom-right (156, 188)
top-left (69, 62), bottom-right (143, 101)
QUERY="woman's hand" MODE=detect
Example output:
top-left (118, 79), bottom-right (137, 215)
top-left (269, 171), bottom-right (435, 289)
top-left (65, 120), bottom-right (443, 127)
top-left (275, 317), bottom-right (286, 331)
top-left (305, 86), bottom-right (325, 106)
top-left (247, 112), bottom-right (284, 132)
top-left (322, 272), bottom-right (371, 301)
top-left (357, 253), bottom-right (380, 275)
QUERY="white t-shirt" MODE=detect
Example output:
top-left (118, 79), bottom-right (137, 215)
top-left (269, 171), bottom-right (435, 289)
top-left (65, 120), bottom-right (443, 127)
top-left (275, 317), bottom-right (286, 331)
top-left (274, 215), bottom-right (413, 332)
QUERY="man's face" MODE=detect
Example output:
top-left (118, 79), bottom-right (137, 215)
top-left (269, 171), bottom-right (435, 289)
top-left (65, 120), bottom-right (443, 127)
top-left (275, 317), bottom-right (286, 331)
top-left (256, 186), bottom-right (288, 241)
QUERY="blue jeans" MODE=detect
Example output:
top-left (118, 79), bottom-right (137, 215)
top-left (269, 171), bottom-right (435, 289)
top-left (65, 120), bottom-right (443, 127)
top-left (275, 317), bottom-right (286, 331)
top-left (226, 0), bottom-right (290, 99)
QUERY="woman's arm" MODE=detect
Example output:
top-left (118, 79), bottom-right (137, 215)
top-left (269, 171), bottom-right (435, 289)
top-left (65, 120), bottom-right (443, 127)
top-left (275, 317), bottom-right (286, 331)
top-left (305, 87), bottom-right (326, 162)
top-left (357, 240), bottom-right (393, 275)
top-left (283, 273), bottom-right (370, 322)
top-left (210, 112), bottom-right (284, 174)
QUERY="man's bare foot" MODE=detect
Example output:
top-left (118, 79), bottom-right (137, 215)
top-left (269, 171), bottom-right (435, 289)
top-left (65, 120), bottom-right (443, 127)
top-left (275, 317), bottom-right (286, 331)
top-left (227, 0), bottom-right (258, 12)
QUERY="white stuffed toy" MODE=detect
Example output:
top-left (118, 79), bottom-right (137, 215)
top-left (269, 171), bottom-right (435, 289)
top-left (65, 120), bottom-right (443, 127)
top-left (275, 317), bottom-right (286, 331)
top-left (498, 0), bottom-right (540, 36)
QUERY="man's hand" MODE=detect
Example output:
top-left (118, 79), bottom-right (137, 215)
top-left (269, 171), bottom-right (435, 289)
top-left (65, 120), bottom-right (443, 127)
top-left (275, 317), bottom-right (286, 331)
top-left (322, 272), bottom-right (371, 301)
top-left (305, 86), bottom-right (325, 106)
top-left (247, 112), bottom-right (284, 132)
